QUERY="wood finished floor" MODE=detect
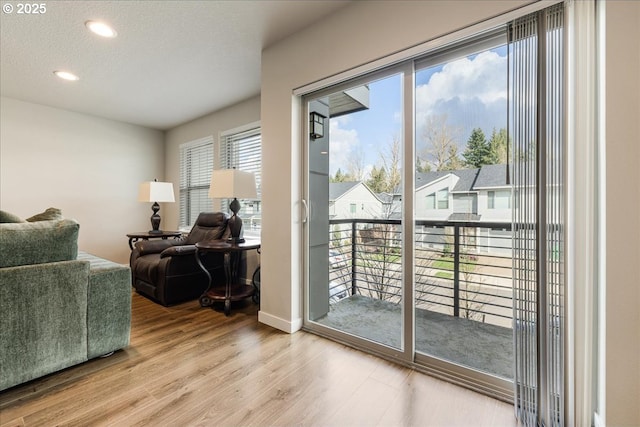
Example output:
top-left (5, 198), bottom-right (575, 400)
top-left (0, 292), bottom-right (518, 427)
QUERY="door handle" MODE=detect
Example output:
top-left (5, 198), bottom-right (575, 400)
top-left (302, 199), bottom-right (309, 223)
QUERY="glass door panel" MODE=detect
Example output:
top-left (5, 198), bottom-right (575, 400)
top-left (413, 42), bottom-right (514, 380)
top-left (306, 72), bottom-right (404, 351)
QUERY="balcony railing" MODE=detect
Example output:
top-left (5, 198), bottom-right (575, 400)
top-left (329, 218), bottom-right (514, 328)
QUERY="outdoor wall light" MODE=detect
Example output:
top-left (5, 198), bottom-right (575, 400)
top-left (310, 111), bottom-right (325, 140)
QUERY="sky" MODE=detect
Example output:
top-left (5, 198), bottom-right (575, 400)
top-left (327, 45), bottom-right (508, 177)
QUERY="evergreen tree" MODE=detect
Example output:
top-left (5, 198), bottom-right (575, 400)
top-left (462, 128), bottom-right (491, 168)
top-left (366, 166), bottom-right (388, 193)
top-left (331, 168), bottom-right (347, 183)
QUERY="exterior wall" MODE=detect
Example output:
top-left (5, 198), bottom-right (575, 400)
top-left (331, 184), bottom-right (382, 219)
top-left (415, 174), bottom-right (457, 220)
top-left (452, 194), bottom-right (478, 214)
top-left (477, 187), bottom-right (512, 222)
top-left (0, 97), bottom-right (164, 264)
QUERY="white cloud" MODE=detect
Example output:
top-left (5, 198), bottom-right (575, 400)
top-left (415, 50), bottom-right (507, 145)
top-left (329, 116), bottom-right (359, 176)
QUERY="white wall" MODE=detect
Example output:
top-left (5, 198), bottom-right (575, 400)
top-left (415, 174), bottom-right (457, 220)
top-left (0, 97), bottom-right (164, 264)
top-left (332, 184), bottom-right (381, 219)
top-left (477, 188), bottom-right (513, 222)
top-left (605, 1), bottom-right (640, 425)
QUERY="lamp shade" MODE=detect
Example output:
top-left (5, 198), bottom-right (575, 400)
top-left (208, 169), bottom-right (257, 199)
top-left (138, 181), bottom-right (175, 203)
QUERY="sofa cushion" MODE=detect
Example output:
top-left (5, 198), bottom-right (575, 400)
top-left (0, 219), bottom-right (79, 268)
top-left (0, 210), bottom-right (24, 223)
top-left (26, 207), bottom-right (63, 222)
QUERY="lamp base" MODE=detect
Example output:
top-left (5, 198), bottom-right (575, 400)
top-left (149, 202), bottom-right (163, 234)
top-left (228, 205), bottom-right (244, 244)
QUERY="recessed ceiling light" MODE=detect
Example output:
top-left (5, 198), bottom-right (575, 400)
top-left (85, 20), bottom-right (117, 38)
top-left (54, 71), bottom-right (80, 81)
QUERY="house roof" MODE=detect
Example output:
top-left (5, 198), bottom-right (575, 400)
top-left (376, 192), bottom-right (395, 204)
top-left (415, 168), bottom-right (479, 192)
top-left (451, 168), bottom-right (480, 192)
top-left (329, 181), bottom-right (361, 201)
top-left (415, 164), bottom-right (510, 193)
top-left (474, 164), bottom-right (510, 189)
top-left (415, 171), bottom-right (450, 190)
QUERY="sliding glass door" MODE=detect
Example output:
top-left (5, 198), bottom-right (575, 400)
top-left (305, 69), bottom-right (407, 354)
top-left (303, 7), bottom-right (564, 407)
top-left (302, 35), bottom-right (515, 394)
top-left (412, 33), bottom-right (514, 383)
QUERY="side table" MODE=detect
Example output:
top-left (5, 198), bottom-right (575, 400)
top-left (126, 231), bottom-right (182, 250)
top-left (195, 239), bottom-right (260, 316)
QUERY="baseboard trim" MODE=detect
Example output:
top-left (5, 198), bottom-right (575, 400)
top-left (258, 310), bottom-right (303, 334)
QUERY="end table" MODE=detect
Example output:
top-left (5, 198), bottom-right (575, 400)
top-left (195, 239), bottom-right (260, 316)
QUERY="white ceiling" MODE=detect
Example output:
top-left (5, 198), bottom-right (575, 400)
top-left (0, 1), bottom-right (350, 130)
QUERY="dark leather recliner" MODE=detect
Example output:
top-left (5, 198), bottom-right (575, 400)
top-left (130, 212), bottom-right (230, 306)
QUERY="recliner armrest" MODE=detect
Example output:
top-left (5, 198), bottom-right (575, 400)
top-left (160, 245), bottom-right (196, 258)
top-left (134, 239), bottom-right (177, 255)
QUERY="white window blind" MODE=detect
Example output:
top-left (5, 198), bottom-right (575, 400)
top-left (179, 136), bottom-right (214, 229)
top-left (511, 4), bottom-right (565, 426)
top-left (219, 125), bottom-right (261, 232)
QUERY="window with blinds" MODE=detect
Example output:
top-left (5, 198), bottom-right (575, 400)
top-left (179, 136), bottom-right (214, 229)
top-left (219, 125), bottom-right (262, 234)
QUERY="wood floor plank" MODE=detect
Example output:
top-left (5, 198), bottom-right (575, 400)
top-left (0, 292), bottom-right (517, 426)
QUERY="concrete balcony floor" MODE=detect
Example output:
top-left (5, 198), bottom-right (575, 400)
top-left (315, 294), bottom-right (514, 379)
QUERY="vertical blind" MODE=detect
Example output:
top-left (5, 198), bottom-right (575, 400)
top-left (179, 136), bottom-right (214, 228)
top-left (510, 3), bottom-right (565, 426)
top-left (219, 126), bottom-right (262, 229)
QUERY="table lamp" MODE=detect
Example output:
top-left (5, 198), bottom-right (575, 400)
top-left (208, 169), bottom-right (257, 243)
top-left (138, 179), bottom-right (175, 234)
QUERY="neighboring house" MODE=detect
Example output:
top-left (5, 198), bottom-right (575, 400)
top-left (332, 165), bottom-right (514, 222)
top-left (376, 191), bottom-right (401, 218)
top-left (474, 163), bottom-right (512, 222)
top-left (415, 168), bottom-right (482, 221)
top-left (329, 181), bottom-right (382, 219)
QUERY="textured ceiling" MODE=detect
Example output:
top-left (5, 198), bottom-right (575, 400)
top-left (0, 1), bottom-right (350, 130)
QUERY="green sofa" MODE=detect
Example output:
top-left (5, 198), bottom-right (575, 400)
top-left (0, 216), bottom-right (131, 391)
